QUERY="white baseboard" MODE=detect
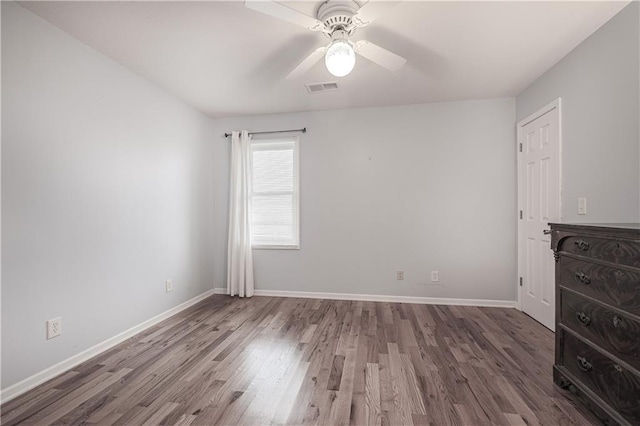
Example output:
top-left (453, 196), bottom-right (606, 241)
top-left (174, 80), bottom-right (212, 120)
top-left (0, 289), bottom-right (215, 404)
top-left (213, 288), bottom-right (517, 308)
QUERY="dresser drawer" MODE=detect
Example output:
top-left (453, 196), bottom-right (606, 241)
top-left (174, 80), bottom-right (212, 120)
top-left (561, 330), bottom-right (640, 423)
top-left (561, 290), bottom-right (640, 370)
top-left (559, 257), bottom-right (640, 315)
top-left (560, 236), bottom-right (640, 267)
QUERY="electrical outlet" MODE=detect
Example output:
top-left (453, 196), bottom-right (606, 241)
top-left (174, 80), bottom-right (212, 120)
top-left (46, 317), bottom-right (62, 340)
top-left (431, 271), bottom-right (439, 282)
top-left (396, 271), bottom-right (405, 281)
top-left (578, 197), bottom-right (587, 215)
top-left (165, 279), bottom-right (173, 293)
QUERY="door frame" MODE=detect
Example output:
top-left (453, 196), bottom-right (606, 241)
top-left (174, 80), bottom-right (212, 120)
top-left (516, 98), bottom-right (562, 311)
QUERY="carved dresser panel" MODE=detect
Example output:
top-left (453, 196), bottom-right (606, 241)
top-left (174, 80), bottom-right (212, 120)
top-left (550, 223), bottom-right (640, 425)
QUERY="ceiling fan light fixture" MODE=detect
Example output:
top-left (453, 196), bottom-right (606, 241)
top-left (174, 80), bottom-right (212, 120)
top-left (325, 40), bottom-right (355, 77)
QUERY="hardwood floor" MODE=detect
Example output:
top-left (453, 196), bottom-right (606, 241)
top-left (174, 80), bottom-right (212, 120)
top-left (1, 295), bottom-right (600, 425)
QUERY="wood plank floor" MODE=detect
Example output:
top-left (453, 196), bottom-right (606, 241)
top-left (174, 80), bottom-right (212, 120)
top-left (2, 295), bottom-right (600, 425)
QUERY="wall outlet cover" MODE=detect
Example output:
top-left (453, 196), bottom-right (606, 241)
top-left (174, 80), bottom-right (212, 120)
top-left (46, 317), bottom-right (62, 340)
top-left (165, 279), bottom-right (173, 293)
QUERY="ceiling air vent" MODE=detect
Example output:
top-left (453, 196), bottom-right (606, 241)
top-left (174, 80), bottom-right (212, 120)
top-left (305, 81), bottom-right (340, 94)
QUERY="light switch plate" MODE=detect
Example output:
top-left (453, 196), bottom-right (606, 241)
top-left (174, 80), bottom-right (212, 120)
top-left (578, 197), bottom-right (587, 215)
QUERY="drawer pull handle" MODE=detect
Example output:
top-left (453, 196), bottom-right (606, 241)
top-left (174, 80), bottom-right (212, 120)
top-left (574, 272), bottom-right (591, 285)
top-left (575, 312), bottom-right (591, 326)
top-left (577, 356), bottom-right (593, 372)
top-left (613, 315), bottom-right (623, 328)
top-left (574, 239), bottom-right (590, 251)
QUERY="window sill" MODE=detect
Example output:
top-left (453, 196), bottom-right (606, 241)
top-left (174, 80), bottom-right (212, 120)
top-left (252, 245), bottom-right (300, 250)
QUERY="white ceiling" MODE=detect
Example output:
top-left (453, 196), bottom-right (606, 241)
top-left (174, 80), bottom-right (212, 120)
top-left (19, 1), bottom-right (629, 118)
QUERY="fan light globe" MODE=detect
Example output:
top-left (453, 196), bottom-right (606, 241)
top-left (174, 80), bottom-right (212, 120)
top-left (325, 40), bottom-right (355, 77)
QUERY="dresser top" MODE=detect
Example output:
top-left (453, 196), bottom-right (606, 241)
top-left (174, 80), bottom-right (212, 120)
top-left (550, 223), bottom-right (640, 231)
top-left (550, 223), bottom-right (640, 247)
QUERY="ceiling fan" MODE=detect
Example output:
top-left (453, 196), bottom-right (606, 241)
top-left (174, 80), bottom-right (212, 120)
top-left (245, 0), bottom-right (407, 78)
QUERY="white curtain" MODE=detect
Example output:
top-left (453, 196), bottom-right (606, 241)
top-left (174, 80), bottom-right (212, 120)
top-left (227, 130), bottom-right (254, 297)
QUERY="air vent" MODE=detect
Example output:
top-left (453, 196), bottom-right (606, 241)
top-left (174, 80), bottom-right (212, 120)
top-left (305, 81), bottom-right (340, 94)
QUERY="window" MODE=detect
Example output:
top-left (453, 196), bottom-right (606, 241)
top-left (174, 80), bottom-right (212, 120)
top-left (250, 137), bottom-right (299, 249)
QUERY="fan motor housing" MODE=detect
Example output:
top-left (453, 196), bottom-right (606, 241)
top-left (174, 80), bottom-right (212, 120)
top-left (317, 0), bottom-right (359, 35)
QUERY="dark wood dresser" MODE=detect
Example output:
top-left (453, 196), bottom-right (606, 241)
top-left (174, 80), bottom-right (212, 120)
top-left (550, 223), bottom-right (640, 425)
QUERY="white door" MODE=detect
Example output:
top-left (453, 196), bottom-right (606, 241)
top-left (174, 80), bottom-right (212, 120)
top-left (518, 99), bottom-right (561, 331)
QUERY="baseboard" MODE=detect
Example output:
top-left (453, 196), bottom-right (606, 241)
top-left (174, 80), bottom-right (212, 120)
top-left (213, 288), bottom-right (517, 308)
top-left (0, 289), bottom-right (215, 404)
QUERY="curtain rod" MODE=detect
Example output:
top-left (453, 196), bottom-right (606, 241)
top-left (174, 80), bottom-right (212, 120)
top-left (224, 127), bottom-right (306, 138)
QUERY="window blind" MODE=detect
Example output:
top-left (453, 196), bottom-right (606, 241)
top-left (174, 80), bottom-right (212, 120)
top-left (250, 139), bottom-right (299, 248)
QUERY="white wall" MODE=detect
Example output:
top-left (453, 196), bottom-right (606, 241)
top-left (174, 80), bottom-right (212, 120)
top-left (212, 98), bottom-right (517, 302)
top-left (517, 1), bottom-right (640, 223)
top-left (1, 2), bottom-right (216, 389)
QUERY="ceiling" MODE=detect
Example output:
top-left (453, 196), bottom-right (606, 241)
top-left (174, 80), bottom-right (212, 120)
top-left (19, 1), bottom-right (630, 118)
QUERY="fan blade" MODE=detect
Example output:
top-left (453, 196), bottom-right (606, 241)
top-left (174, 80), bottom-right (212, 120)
top-left (245, 0), bottom-right (323, 31)
top-left (355, 40), bottom-right (406, 71)
top-left (353, 0), bottom-right (403, 27)
top-left (285, 46), bottom-right (327, 80)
